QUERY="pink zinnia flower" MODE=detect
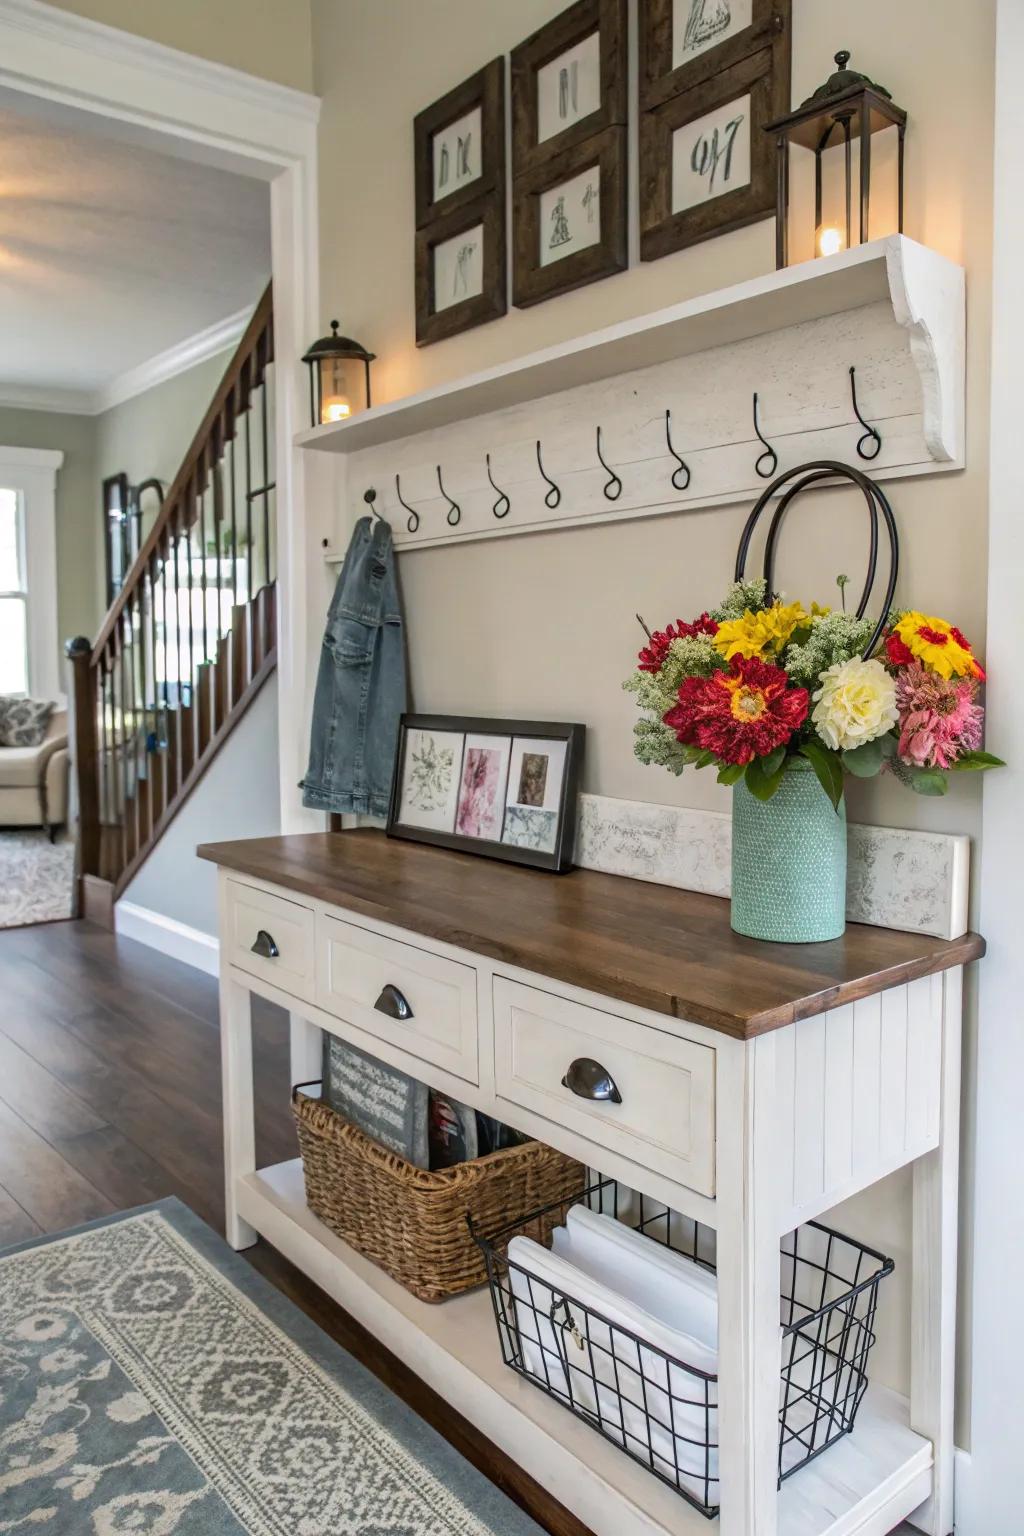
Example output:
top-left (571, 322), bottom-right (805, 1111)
top-left (895, 663), bottom-right (984, 769)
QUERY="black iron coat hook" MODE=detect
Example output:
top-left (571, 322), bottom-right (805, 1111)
top-left (665, 409), bottom-right (691, 492)
top-left (436, 465), bottom-right (461, 526)
top-left (596, 426), bottom-right (622, 501)
top-left (753, 392), bottom-right (778, 479)
top-left (849, 367), bottom-right (882, 460)
top-left (363, 488), bottom-right (386, 523)
top-left (536, 440), bottom-right (560, 508)
top-left (486, 454), bottom-right (510, 519)
top-left (394, 474), bottom-right (419, 533)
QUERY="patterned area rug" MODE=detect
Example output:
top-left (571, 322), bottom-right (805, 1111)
top-left (0, 1201), bottom-right (544, 1535)
top-left (0, 830), bottom-right (75, 930)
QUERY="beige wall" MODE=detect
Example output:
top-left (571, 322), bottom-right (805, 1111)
top-left (310, 0), bottom-right (997, 1439)
top-left (0, 406), bottom-right (100, 665)
top-left (46, 0), bottom-right (314, 93)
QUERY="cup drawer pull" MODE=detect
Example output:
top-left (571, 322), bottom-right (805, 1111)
top-left (561, 1057), bottom-right (622, 1105)
top-left (251, 929), bottom-right (280, 959)
top-left (375, 983), bottom-right (414, 1021)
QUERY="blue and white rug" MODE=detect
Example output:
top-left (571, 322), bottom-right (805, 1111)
top-left (0, 1200), bottom-right (544, 1535)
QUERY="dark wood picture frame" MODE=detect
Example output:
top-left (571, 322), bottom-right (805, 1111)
top-left (513, 126), bottom-right (627, 309)
top-left (415, 195), bottom-right (507, 347)
top-left (511, 0), bottom-right (628, 179)
top-left (387, 714), bottom-right (585, 874)
top-left (414, 58), bottom-right (506, 228)
top-left (639, 45), bottom-right (780, 261)
top-left (639, 0), bottom-right (791, 112)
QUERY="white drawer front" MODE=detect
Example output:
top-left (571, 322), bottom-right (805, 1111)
top-left (317, 914), bottom-right (478, 1084)
top-left (227, 880), bottom-right (315, 1001)
top-left (493, 977), bottom-right (716, 1197)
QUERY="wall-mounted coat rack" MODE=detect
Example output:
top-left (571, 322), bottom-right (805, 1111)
top-left (309, 236), bottom-right (964, 560)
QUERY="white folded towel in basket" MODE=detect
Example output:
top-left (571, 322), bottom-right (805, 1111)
top-left (507, 1228), bottom-right (719, 1501)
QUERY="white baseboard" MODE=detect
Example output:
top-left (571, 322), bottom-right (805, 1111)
top-left (115, 900), bottom-right (220, 977)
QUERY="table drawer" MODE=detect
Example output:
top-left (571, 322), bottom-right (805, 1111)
top-left (317, 914), bottom-right (478, 1084)
top-left (226, 879), bottom-right (315, 1001)
top-left (493, 977), bottom-right (716, 1197)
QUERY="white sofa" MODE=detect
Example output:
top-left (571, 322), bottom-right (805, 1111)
top-left (0, 708), bottom-right (69, 838)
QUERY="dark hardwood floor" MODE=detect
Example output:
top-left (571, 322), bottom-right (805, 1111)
top-left (0, 918), bottom-right (592, 1536)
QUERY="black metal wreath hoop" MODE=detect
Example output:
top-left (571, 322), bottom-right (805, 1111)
top-left (733, 460), bottom-right (899, 660)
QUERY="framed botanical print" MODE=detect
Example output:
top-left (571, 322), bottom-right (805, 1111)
top-left (414, 58), bottom-right (506, 227)
top-left (511, 0), bottom-right (627, 177)
top-left (414, 59), bottom-right (507, 344)
top-left (387, 715), bottom-right (585, 873)
top-left (639, 46), bottom-right (780, 259)
top-left (415, 191), bottom-right (506, 347)
top-left (513, 126), bottom-right (626, 308)
top-left (639, 0), bottom-right (791, 111)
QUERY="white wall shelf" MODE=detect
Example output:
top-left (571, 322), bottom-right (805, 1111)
top-left (301, 236), bottom-right (965, 558)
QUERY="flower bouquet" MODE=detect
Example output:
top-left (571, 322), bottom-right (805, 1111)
top-left (624, 576), bottom-right (1002, 943)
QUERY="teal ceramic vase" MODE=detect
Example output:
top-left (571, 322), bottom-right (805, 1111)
top-left (731, 757), bottom-right (847, 943)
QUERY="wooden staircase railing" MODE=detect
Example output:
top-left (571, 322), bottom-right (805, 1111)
top-left (67, 283), bottom-right (277, 923)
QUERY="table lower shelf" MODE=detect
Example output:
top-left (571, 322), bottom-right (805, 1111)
top-left (237, 1160), bottom-right (934, 1536)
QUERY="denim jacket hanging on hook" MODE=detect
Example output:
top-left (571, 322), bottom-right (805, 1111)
top-left (300, 513), bottom-right (407, 818)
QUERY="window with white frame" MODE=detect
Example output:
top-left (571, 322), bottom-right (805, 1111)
top-left (0, 484), bottom-right (29, 695)
top-left (0, 449), bottom-right (64, 702)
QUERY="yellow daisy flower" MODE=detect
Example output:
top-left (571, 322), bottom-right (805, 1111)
top-left (713, 600), bottom-right (810, 661)
top-left (892, 611), bottom-right (983, 680)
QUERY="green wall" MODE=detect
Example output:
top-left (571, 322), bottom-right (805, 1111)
top-left (0, 405), bottom-right (100, 662)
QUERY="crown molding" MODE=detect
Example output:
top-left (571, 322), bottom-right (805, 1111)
top-left (0, 382), bottom-right (94, 415)
top-left (93, 304), bottom-right (252, 414)
top-left (0, 304), bottom-right (254, 418)
top-left (0, 0), bottom-right (320, 123)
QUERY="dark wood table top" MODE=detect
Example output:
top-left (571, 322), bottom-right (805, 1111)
top-left (198, 830), bottom-right (984, 1039)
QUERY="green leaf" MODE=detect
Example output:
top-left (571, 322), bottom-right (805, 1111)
top-left (799, 739), bottom-right (844, 811)
top-left (744, 755), bottom-right (786, 801)
top-left (694, 749), bottom-right (718, 770)
top-left (761, 745), bottom-right (787, 777)
top-left (948, 750), bottom-right (1007, 772)
top-left (717, 762), bottom-right (746, 786)
top-left (907, 767), bottom-right (949, 796)
top-left (841, 735), bottom-right (888, 778)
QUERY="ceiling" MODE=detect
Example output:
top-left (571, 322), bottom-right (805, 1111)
top-left (0, 97), bottom-right (271, 407)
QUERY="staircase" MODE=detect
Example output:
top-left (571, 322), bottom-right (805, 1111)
top-left (67, 284), bottom-right (276, 925)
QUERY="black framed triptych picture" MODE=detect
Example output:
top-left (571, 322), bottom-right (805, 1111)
top-left (387, 715), bottom-right (585, 873)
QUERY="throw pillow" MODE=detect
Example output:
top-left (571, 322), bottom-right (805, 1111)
top-left (0, 696), bottom-right (54, 748)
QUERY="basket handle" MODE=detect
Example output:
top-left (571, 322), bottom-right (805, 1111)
top-left (291, 1079), bottom-right (323, 1105)
top-left (734, 459), bottom-right (899, 659)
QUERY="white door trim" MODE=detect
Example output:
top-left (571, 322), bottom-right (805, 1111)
top-left (0, 0), bottom-right (322, 833)
top-left (0, 445), bottom-right (63, 701)
top-left (958, 0), bottom-right (1024, 1529)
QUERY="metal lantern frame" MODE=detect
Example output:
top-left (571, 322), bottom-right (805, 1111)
top-left (765, 51), bottom-right (907, 270)
top-left (302, 321), bottom-right (376, 427)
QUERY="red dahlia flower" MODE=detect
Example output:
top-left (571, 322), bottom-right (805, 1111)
top-left (638, 613), bottom-right (718, 672)
top-left (663, 654), bottom-right (809, 765)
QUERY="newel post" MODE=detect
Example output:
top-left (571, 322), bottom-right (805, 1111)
top-left (66, 636), bottom-right (100, 880)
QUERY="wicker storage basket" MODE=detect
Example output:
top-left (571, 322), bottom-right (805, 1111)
top-left (292, 1085), bottom-right (586, 1303)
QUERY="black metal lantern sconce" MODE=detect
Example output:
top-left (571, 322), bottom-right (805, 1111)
top-left (766, 51), bottom-right (907, 270)
top-left (302, 321), bottom-right (376, 427)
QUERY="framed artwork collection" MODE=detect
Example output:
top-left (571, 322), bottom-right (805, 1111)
top-left (409, 0), bottom-right (792, 337)
top-left (639, 0), bottom-right (791, 257)
top-left (387, 714), bottom-right (585, 873)
top-left (414, 58), bottom-right (507, 346)
top-left (511, 0), bottom-right (628, 307)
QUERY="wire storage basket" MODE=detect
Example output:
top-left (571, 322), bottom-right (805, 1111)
top-left (474, 1178), bottom-right (894, 1520)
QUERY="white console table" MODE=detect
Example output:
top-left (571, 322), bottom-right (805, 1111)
top-left (201, 829), bottom-right (982, 1536)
